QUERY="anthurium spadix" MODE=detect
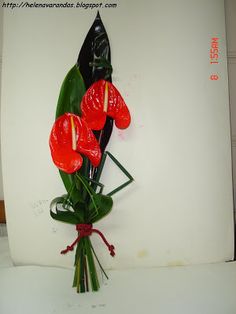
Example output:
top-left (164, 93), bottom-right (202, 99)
top-left (81, 79), bottom-right (131, 130)
top-left (49, 113), bottom-right (101, 174)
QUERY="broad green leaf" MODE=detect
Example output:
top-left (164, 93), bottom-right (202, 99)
top-left (75, 173), bottom-right (96, 196)
top-left (75, 173), bottom-right (97, 207)
top-left (89, 194), bottom-right (113, 223)
top-left (73, 200), bottom-right (86, 213)
top-left (50, 195), bottom-right (69, 209)
top-left (74, 173), bottom-right (113, 223)
top-left (59, 171), bottom-right (75, 194)
top-left (50, 196), bottom-right (84, 223)
top-left (50, 191), bottom-right (84, 213)
top-left (56, 65), bottom-right (86, 118)
top-left (55, 65), bottom-right (86, 196)
top-left (50, 209), bottom-right (83, 224)
top-left (67, 182), bottom-right (84, 208)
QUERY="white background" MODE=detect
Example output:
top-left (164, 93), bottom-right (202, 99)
top-left (0, 0), bottom-right (4, 200)
top-left (1, 0), bottom-right (234, 269)
top-left (225, 0), bottom-right (236, 214)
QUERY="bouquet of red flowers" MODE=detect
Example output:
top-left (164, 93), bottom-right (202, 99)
top-left (49, 12), bottom-right (133, 293)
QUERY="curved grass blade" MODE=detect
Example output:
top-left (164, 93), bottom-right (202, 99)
top-left (50, 196), bottom-right (84, 223)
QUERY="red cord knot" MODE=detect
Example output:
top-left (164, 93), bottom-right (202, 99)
top-left (108, 245), bottom-right (115, 257)
top-left (60, 223), bottom-right (115, 257)
top-left (64, 245), bottom-right (73, 252)
top-left (76, 223), bottom-right (92, 236)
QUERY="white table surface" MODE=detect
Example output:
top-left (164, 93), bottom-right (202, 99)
top-left (0, 237), bottom-right (13, 268)
top-left (1, 237), bottom-right (236, 314)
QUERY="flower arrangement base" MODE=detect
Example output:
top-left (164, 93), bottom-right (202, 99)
top-left (60, 224), bottom-right (115, 292)
top-left (49, 12), bottom-right (133, 293)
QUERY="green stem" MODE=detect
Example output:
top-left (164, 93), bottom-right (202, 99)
top-left (73, 258), bottom-right (80, 288)
top-left (72, 237), bottom-right (100, 292)
top-left (84, 237), bottom-right (100, 291)
top-left (90, 243), bottom-right (109, 280)
top-left (84, 255), bottom-right (89, 292)
top-left (78, 244), bottom-right (86, 293)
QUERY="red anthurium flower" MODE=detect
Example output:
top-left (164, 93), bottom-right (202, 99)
top-left (49, 113), bottom-right (101, 174)
top-left (81, 79), bottom-right (131, 130)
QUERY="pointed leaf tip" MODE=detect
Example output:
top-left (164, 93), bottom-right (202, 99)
top-left (96, 11), bottom-right (101, 20)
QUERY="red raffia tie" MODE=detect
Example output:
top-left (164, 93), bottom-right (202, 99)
top-left (60, 223), bottom-right (115, 257)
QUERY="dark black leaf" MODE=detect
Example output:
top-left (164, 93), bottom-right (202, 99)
top-left (77, 11), bottom-right (114, 158)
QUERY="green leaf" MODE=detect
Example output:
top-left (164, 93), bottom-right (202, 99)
top-left (55, 65), bottom-right (86, 197)
top-left (74, 173), bottom-right (113, 223)
top-left (50, 195), bottom-right (69, 209)
top-left (59, 171), bottom-right (75, 194)
top-left (68, 184), bottom-right (84, 208)
top-left (56, 65), bottom-right (86, 119)
top-left (73, 200), bottom-right (87, 216)
top-left (89, 194), bottom-right (113, 223)
top-left (50, 209), bottom-right (81, 224)
top-left (59, 171), bottom-right (87, 209)
top-left (75, 173), bottom-right (97, 209)
top-left (84, 237), bottom-right (100, 291)
top-left (105, 151), bottom-right (134, 196)
top-left (50, 196), bottom-right (84, 224)
top-left (93, 151), bottom-right (134, 196)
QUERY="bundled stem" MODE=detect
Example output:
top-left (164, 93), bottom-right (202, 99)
top-left (73, 237), bottom-right (100, 292)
